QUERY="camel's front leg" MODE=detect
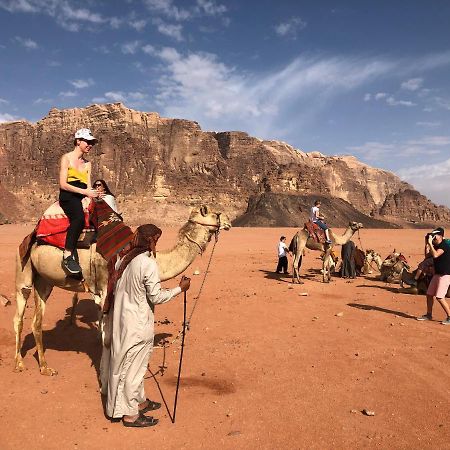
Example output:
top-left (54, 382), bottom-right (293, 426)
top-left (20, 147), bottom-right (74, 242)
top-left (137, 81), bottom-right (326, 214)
top-left (292, 254), bottom-right (303, 284)
top-left (322, 250), bottom-right (332, 283)
top-left (32, 277), bottom-right (57, 376)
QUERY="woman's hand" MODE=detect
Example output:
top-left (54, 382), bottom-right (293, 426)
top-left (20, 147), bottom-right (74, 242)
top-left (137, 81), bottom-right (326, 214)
top-left (85, 188), bottom-right (99, 198)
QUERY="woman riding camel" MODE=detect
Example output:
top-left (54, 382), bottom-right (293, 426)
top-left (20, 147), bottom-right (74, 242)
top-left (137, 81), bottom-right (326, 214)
top-left (59, 128), bottom-right (99, 274)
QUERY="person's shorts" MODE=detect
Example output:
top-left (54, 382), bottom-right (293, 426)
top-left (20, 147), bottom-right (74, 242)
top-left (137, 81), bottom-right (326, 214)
top-left (314, 220), bottom-right (329, 230)
top-left (427, 274), bottom-right (450, 299)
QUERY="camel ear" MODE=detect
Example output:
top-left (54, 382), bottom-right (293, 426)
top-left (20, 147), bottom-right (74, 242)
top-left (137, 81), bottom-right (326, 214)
top-left (200, 205), bottom-right (209, 217)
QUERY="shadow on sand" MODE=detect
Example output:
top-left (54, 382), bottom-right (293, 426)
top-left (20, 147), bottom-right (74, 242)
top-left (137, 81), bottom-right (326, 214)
top-left (356, 283), bottom-right (400, 294)
top-left (347, 302), bottom-right (416, 319)
top-left (21, 298), bottom-right (103, 376)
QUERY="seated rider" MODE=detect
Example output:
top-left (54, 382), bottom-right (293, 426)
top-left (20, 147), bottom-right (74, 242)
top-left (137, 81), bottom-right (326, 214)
top-left (310, 200), bottom-right (332, 244)
top-left (59, 128), bottom-right (99, 274)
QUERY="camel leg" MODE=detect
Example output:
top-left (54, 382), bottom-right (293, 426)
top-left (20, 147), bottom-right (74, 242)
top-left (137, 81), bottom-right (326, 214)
top-left (32, 276), bottom-right (57, 376)
top-left (14, 252), bottom-right (34, 372)
top-left (292, 252), bottom-right (304, 284)
top-left (323, 248), bottom-right (332, 283)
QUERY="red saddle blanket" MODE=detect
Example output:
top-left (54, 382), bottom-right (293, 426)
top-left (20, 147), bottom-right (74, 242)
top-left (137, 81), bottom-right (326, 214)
top-left (304, 221), bottom-right (326, 243)
top-left (19, 199), bottom-right (134, 267)
top-left (35, 198), bottom-right (94, 249)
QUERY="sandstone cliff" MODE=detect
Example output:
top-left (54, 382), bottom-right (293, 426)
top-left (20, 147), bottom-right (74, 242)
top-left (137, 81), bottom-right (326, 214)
top-left (0, 103), bottom-right (448, 227)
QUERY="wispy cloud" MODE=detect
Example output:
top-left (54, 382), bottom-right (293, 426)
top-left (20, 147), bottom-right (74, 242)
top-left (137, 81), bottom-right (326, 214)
top-left (13, 36), bottom-right (38, 49)
top-left (154, 19), bottom-right (183, 41)
top-left (143, 0), bottom-right (191, 21)
top-left (401, 77), bottom-right (423, 91)
top-left (129, 19), bottom-right (147, 31)
top-left (195, 0), bottom-right (227, 16)
top-left (92, 91), bottom-right (148, 107)
top-left (59, 90), bottom-right (77, 97)
top-left (416, 121), bottom-right (441, 127)
top-left (0, 98), bottom-right (9, 104)
top-left (347, 135), bottom-right (450, 162)
top-left (121, 40), bottom-right (141, 54)
top-left (398, 158), bottom-right (450, 207)
top-left (0, 112), bottom-right (20, 123)
top-left (274, 17), bottom-right (307, 39)
top-left (69, 78), bottom-right (94, 89)
top-left (0, 0), bottom-right (120, 32)
top-left (386, 96), bottom-right (415, 107)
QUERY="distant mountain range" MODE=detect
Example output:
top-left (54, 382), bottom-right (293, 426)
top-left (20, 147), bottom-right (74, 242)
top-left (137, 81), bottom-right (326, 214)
top-left (0, 103), bottom-right (449, 227)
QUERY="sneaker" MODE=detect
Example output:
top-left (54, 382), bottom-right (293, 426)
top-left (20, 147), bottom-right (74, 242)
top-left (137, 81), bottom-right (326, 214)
top-left (62, 255), bottom-right (82, 274)
top-left (416, 314), bottom-right (432, 321)
top-left (441, 317), bottom-right (450, 325)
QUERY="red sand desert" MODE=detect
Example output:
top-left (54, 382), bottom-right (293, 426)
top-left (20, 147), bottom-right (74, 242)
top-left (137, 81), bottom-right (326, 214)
top-left (0, 225), bottom-right (449, 449)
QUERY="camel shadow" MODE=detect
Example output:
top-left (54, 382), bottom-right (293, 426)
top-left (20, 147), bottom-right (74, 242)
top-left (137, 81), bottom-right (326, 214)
top-left (21, 298), bottom-right (102, 376)
top-left (347, 303), bottom-right (416, 319)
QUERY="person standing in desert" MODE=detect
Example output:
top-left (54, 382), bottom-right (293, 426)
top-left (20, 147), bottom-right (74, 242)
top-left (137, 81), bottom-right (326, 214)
top-left (417, 227), bottom-right (450, 324)
top-left (59, 128), bottom-right (99, 274)
top-left (100, 224), bottom-right (191, 427)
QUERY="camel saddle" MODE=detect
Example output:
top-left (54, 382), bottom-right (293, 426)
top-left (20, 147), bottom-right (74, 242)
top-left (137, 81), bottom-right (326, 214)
top-left (19, 199), bottom-right (134, 268)
top-left (304, 221), bottom-right (326, 244)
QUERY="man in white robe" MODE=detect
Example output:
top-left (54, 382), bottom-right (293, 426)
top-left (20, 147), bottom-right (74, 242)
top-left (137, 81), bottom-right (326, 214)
top-left (100, 224), bottom-right (190, 427)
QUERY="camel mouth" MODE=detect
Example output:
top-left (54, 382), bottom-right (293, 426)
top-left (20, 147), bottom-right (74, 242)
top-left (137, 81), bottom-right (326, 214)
top-left (221, 223), bottom-right (231, 231)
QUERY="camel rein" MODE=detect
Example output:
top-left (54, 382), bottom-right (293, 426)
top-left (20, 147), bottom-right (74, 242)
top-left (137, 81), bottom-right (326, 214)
top-left (146, 228), bottom-right (220, 423)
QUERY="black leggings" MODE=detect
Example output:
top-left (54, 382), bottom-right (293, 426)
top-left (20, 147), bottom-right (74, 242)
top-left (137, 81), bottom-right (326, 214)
top-left (59, 181), bottom-right (86, 252)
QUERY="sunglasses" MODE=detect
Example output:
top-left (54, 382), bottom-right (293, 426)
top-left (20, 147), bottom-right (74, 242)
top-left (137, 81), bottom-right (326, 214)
top-left (93, 183), bottom-right (103, 188)
top-left (81, 139), bottom-right (96, 146)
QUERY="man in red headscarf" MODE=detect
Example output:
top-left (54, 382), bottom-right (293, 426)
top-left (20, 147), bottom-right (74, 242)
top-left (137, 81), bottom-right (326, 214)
top-left (100, 224), bottom-right (191, 427)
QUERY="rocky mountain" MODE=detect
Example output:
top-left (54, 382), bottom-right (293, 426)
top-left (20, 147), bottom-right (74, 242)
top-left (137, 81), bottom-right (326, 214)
top-left (0, 102), bottom-right (449, 227)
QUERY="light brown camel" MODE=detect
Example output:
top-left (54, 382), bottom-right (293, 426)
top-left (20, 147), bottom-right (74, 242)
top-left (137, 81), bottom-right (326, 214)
top-left (289, 222), bottom-right (364, 283)
top-left (379, 252), bottom-right (409, 284)
top-left (13, 205), bottom-right (231, 375)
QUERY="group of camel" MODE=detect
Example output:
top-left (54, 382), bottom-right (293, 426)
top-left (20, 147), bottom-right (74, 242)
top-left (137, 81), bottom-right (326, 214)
top-left (13, 207), bottom-right (428, 376)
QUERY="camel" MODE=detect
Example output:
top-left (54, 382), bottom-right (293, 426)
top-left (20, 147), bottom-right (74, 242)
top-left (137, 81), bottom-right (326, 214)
top-left (13, 205), bottom-right (231, 375)
top-left (379, 252), bottom-right (409, 284)
top-left (289, 222), bottom-right (364, 283)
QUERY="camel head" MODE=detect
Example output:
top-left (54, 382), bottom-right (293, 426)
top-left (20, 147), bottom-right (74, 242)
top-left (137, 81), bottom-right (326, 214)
top-left (349, 221), bottom-right (364, 232)
top-left (189, 205), bottom-right (231, 234)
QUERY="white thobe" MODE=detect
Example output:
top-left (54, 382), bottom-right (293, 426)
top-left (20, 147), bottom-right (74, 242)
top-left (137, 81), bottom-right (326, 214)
top-left (100, 252), bottom-right (181, 418)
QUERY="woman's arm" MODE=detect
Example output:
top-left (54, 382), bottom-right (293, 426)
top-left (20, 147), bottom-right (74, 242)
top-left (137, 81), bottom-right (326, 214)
top-left (86, 161), bottom-right (92, 190)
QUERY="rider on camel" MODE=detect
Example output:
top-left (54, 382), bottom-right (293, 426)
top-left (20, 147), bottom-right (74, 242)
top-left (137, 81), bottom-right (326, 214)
top-left (310, 200), bottom-right (332, 244)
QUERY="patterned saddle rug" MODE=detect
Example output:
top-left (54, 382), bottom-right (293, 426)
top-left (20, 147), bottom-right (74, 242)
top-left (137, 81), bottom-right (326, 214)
top-left (19, 199), bottom-right (134, 268)
top-left (304, 221), bottom-right (326, 244)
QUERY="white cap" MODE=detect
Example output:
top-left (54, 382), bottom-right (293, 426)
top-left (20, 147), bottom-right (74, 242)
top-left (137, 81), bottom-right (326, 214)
top-left (74, 128), bottom-right (97, 142)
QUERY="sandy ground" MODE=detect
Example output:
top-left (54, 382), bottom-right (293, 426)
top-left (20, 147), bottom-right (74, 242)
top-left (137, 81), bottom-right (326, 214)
top-left (0, 225), bottom-right (449, 450)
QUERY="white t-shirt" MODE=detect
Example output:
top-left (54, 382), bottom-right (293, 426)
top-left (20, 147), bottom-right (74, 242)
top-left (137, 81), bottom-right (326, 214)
top-left (310, 206), bottom-right (320, 222)
top-left (278, 241), bottom-right (288, 258)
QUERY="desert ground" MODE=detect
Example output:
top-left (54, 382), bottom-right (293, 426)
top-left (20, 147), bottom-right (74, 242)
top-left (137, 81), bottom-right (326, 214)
top-left (0, 225), bottom-right (449, 450)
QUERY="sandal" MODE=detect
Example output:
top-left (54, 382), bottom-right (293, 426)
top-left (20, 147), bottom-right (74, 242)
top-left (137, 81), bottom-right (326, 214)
top-left (140, 398), bottom-right (162, 414)
top-left (123, 413), bottom-right (159, 428)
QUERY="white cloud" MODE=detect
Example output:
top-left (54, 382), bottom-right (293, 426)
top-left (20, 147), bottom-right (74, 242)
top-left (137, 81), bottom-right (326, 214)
top-left (401, 77), bottom-right (423, 91)
top-left (154, 20), bottom-right (183, 41)
top-left (14, 36), bottom-right (38, 49)
top-left (143, 0), bottom-right (191, 21)
top-left (347, 135), bottom-right (450, 163)
top-left (33, 97), bottom-right (53, 104)
top-left (398, 158), bottom-right (450, 207)
top-left (0, 98), bottom-right (8, 104)
top-left (386, 96), bottom-right (415, 107)
top-left (142, 44), bottom-right (155, 55)
top-left (121, 40), bottom-right (141, 54)
top-left (374, 92), bottom-right (387, 100)
top-left (59, 90), bottom-right (77, 97)
top-left (0, 0), bottom-right (120, 32)
top-left (92, 91), bottom-right (148, 107)
top-left (0, 112), bottom-right (20, 123)
top-left (275, 17), bottom-right (307, 38)
top-left (129, 19), bottom-right (146, 31)
top-left (196, 0), bottom-right (226, 16)
top-left (363, 93), bottom-right (371, 101)
top-left (416, 121), bottom-right (441, 127)
top-left (69, 78), bottom-right (94, 89)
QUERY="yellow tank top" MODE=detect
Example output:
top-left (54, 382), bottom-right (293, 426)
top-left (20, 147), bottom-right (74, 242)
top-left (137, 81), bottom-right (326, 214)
top-left (67, 166), bottom-right (88, 184)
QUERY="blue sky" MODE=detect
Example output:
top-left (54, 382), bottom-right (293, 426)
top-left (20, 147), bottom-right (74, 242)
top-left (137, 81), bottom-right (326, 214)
top-left (1, 0), bottom-right (450, 207)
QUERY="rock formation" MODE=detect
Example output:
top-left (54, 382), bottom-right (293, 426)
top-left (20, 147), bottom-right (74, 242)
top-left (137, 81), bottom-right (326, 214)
top-left (0, 103), bottom-right (449, 227)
